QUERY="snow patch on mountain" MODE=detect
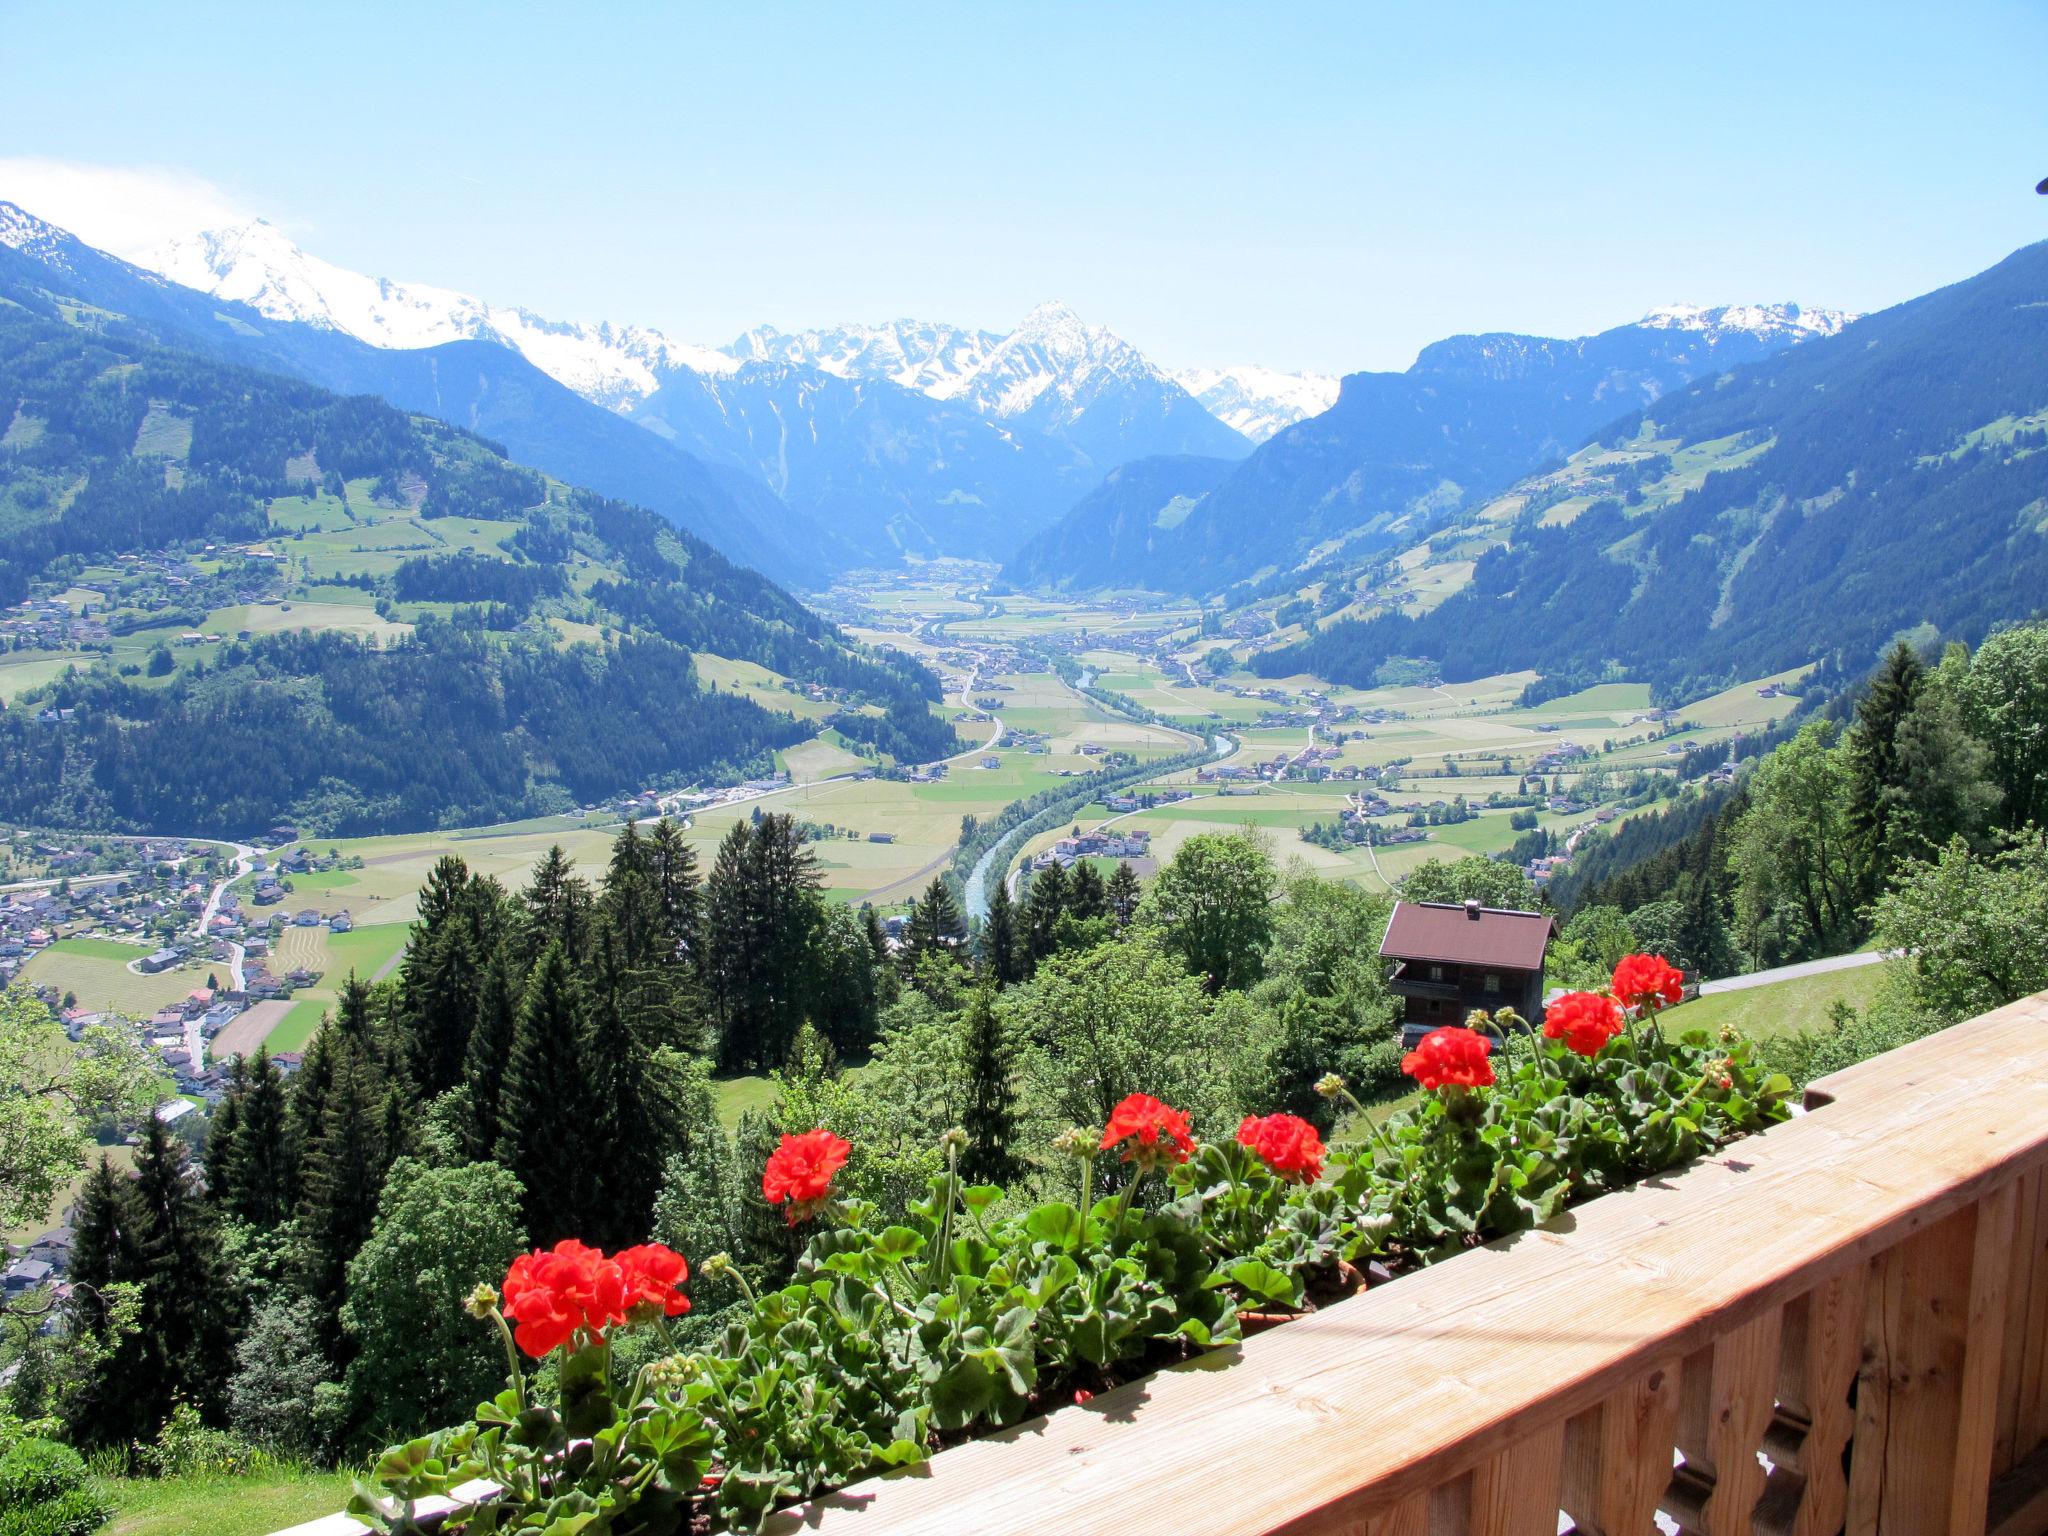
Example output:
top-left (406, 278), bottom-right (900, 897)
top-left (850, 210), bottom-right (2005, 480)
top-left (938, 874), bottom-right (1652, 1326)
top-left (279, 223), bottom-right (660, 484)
top-left (1639, 301), bottom-right (1856, 339)
top-left (143, 220), bottom-right (737, 409)
top-left (1173, 364), bottom-right (1340, 442)
top-left (0, 201), bottom-right (95, 274)
top-left (722, 318), bottom-right (1001, 395)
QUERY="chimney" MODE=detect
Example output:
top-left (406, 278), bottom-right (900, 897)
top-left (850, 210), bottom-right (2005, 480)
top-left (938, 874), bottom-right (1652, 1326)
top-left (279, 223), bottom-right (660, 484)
top-left (1464, 899), bottom-right (1482, 920)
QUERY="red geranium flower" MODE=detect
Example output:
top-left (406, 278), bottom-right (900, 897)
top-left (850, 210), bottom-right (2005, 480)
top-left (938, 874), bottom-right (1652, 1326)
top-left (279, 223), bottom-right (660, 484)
top-left (1612, 952), bottom-right (1685, 1012)
top-left (1543, 990), bottom-right (1625, 1056)
top-left (1099, 1093), bottom-right (1196, 1167)
top-left (615, 1243), bottom-right (692, 1320)
top-left (501, 1239), bottom-right (628, 1358)
top-left (762, 1128), bottom-right (851, 1225)
top-left (1401, 1026), bottom-right (1495, 1090)
top-left (1236, 1112), bottom-right (1326, 1181)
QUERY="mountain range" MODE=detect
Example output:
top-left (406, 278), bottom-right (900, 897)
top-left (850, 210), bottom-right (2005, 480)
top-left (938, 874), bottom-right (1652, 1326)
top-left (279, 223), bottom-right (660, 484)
top-left (1255, 242), bottom-right (2048, 702)
top-left (1003, 302), bottom-right (1854, 593)
top-left (3, 198), bottom-right (1870, 614)
top-left (130, 220), bottom-right (1260, 561)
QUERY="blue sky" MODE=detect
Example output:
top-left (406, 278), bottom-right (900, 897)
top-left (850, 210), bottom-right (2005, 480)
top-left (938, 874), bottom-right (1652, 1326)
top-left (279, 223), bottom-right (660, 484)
top-left (4, 0), bottom-right (2046, 373)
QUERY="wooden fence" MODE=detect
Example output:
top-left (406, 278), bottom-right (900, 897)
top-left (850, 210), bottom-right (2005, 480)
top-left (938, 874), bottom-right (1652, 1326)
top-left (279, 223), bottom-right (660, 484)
top-left (288, 991), bottom-right (2048, 1536)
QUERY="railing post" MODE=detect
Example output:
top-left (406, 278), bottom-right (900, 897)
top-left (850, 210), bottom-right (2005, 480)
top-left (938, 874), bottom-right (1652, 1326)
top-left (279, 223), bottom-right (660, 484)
top-left (1561, 1358), bottom-right (1682, 1536)
top-left (1668, 1308), bottom-right (1784, 1534)
top-left (1849, 1183), bottom-right (2018, 1535)
top-left (1756, 1265), bottom-right (1867, 1536)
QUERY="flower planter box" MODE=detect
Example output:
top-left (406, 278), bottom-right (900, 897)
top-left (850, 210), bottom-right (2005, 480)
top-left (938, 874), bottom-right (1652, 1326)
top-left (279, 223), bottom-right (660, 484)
top-left (756, 991), bottom-right (2048, 1536)
top-left (284, 991), bottom-right (2048, 1536)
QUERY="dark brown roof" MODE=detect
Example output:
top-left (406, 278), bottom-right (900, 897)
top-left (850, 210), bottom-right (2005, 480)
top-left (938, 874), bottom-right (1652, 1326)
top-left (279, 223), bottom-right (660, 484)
top-left (1378, 901), bottom-right (1554, 971)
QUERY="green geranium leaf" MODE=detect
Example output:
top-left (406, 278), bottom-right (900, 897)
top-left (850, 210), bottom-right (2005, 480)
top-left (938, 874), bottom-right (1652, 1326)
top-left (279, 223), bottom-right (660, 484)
top-left (1227, 1259), bottom-right (1299, 1305)
top-left (1026, 1201), bottom-right (1084, 1250)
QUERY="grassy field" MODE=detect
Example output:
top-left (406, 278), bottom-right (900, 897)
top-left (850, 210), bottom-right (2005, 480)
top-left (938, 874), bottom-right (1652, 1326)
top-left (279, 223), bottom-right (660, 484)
top-left (715, 1073), bottom-right (778, 1128)
top-left (262, 922), bottom-right (412, 1051)
top-left (1658, 962), bottom-right (1890, 1042)
top-left (18, 939), bottom-right (208, 1017)
top-left (96, 1467), bottom-right (357, 1536)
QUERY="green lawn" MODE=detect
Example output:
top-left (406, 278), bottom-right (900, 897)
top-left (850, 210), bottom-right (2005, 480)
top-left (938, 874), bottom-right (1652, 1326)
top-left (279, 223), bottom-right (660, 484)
top-left (1657, 962), bottom-right (1890, 1042)
top-left (266, 998), bottom-right (329, 1054)
top-left (18, 939), bottom-right (203, 1017)
top-left (97, 1467), bottom-right (356, 1536)
top-left (715, 1073), bottom-right (778, 1129)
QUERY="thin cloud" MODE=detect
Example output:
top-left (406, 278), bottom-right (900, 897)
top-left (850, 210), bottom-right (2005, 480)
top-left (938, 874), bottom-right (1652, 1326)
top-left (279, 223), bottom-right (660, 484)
top-left (0, 158), bottom-right (258, 258)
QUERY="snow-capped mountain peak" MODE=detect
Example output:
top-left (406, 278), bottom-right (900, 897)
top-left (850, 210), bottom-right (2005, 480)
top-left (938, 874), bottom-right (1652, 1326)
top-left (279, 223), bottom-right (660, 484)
top-left (0, 201), bottom-right (88, 271)
top-left (140, 219), bottom-right (736, 409)
top-left (721, 318), bottom-right (1001, 395)
top-left (1639, 301), bottom-right (1856, 340)
top-left (1173, 364), bottom-right (1340, 443)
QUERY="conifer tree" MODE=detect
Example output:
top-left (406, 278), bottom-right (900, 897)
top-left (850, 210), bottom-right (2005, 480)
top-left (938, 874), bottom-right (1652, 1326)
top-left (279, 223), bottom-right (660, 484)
top-left (959, 987), bottom-right (1019, 1187)
top-left (600, 821), bottom-right (669, 970)
top-left (579, 934), bottom-right (664, 1249)
top-left (398, 868), bottom-right (509, 1099)
top-left (461, 944), bottom-right (523, 1160)
top-left (706, 815), bottom-right (824, 1068)
top-left (1844, 640), bottom-right (1926, 900)
top-left (1021, 861), bottom-right (1069, 972)
top-left (980, 880), bottom-right (1022, 984)
top-left (216, 1049), bottom-right (291, 1229)
top-left (521, 845), bottom-right (592, 965)
top-left (902, 876), bottom-right (965, 973)
top-left (1105, 862), bottom-right (1142, 930)
top-left (1066, 861), bottom-right (1107, 922)
top-left (128, 1115), bottom-right (237, 1425)
top-left (649, 817), bottom-right (704, 965)
top-left (61, 1156), bottom-right (148, 1445)
top-left (495, 940), bottom-right (593, 1245)
top-left (298, 1034), bottom-right (402, 1346)
top-left (861, 902), bottom-right (889, 968)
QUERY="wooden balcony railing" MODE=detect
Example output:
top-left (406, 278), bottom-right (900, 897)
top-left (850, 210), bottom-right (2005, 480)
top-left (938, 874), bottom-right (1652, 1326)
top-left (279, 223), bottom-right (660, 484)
top-left (287, 991), bottom-right (2048, 1536)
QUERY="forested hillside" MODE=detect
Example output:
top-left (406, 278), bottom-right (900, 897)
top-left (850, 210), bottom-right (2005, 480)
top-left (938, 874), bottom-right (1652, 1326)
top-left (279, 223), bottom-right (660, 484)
top-left (1260, 242), bottom-right (2048, 702)
top-left (0, 308), bottom-right (952, 834)
top-left (999, 453), bottom-right (1237, 588)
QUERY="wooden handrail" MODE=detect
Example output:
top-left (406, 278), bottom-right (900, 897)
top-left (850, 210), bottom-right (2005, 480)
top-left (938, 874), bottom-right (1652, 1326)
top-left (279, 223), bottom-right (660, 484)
top-left (282, 993), bottom-right (2048, 1536)
top-left (771, 992), bottom-right (2048, 1536)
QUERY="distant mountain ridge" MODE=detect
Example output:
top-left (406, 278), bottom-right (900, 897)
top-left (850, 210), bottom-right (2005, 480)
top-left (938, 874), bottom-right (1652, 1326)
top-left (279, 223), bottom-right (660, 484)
top-left (1173, 365), bottom-right (1341, 443)
top-left (0, 203), bottom-right (844, 586)
top-left (1256, 242), bottom-right (2048, 703)
top-left (1010, 302), bottom-right (1853, 595)
top-left (111, 213), bottom-right (1256, 566)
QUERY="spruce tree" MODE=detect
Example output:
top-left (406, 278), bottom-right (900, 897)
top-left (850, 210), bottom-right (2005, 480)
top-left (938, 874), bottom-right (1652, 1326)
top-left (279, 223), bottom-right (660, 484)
top-left (1105, 862), bottom-right (1142, 930)
top-left (1066, 861), bottom-right (1107, 922)
top-left (980, 880), bottom-right (1021, 984)
top-left (959, 988), bottom-right (1019, 1187)
top-left (580, 934), bottom-right (664, 1249)
top-left (495, 940), bottom-right (593, 1246)
top-left (521, 845), bottom-right (592, 965)
top-left (217, 1049), bottom-right (291, 1229)
top-left (1844, 640), bottom-right (1926, 900)
top-left (1021, 862), bottom-right (1069, 972)
top-left (298, 1035), bottom-right (401, 1346)
top-left (600, 822), bottom-right (669, 970)
top-left (462, 943), bottom-right (523, 1160)
top-left (129, 1116), bottom-right (237, 1426)
top-left (648, 816), bottom-right (703, 965)
top-left (62, 1156), bottom-right (149, 1446)
top-left (903, 876), bottom-right (964, 973)
top-left (205, 1055), bottom-right (247, 1200)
